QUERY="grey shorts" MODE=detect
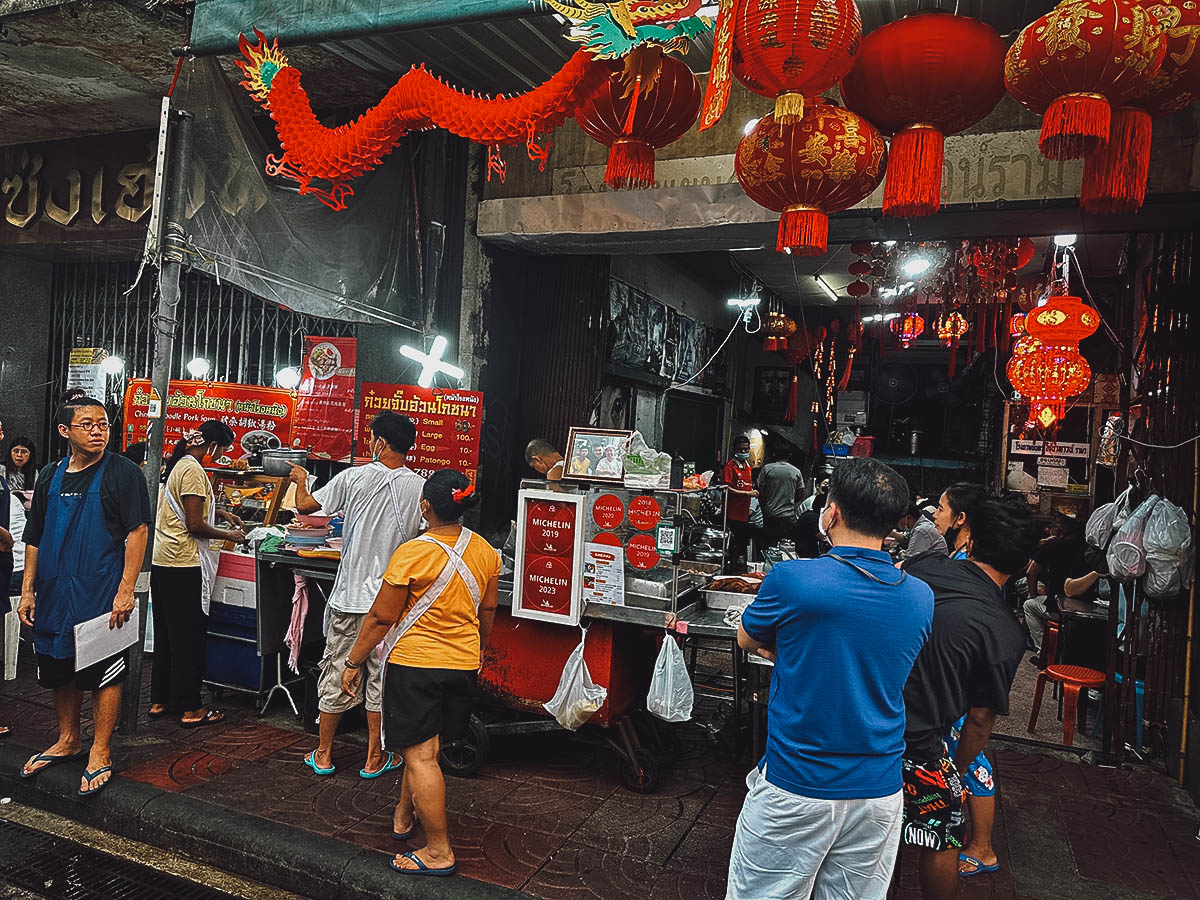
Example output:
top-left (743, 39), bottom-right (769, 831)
top-left (318, 609), bottom-right (383, 714)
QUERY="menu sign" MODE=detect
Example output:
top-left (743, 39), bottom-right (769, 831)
top-left (293, 336), bottom-right (357, 462)
top-left (122, 379), bottom-right (296, 458)
top-left (513, 490), bottom-right (585, 626)
top-left (360, 382), bottom-right (483, 480)
top-left (67, 348), bottom-right (108, 400)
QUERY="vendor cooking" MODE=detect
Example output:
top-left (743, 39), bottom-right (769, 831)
top-left (290, 411), bottom-right (425, 779)
top-left (524, 439), bottom-right (564, 482)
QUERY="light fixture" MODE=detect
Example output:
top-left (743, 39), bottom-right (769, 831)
top-left (902, 255), bottom-right (932, 277)
top-left (275, 366), bottom-right (302, 390)
top-left (814, 276), bottom-right (839, 303)
top-left (743, 117), bottom-right (761, 136)
top-left (186, 357), bottom-right (211, 378)
top-left (1053, 234), bottom-right (1077, 247)
top-left (101, 355), bottom-right (125, 375)
top-left (400, 335), bottom-right (465, 389)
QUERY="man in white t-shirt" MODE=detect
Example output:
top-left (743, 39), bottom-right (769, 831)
top-left (291, 412), bottom-right (425, 779)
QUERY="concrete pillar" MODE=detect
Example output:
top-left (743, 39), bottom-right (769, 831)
top-left (0, 251), bottom-right (53, 446)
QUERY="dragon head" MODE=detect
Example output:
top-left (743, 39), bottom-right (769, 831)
top-left (237, 27), bottom-right (290, 105)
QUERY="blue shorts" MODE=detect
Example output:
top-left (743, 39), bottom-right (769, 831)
top-left (945, 715), bottom-right (995, 798)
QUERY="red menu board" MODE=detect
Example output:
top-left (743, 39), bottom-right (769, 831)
top-left (514, 491), bottom-right (584, 626)
top-left (122, 379), bottom-right (295, 459)
top-left (293, 336), bottom-right (356, 462)
top-left (360, 382), bottom-right (483, 480)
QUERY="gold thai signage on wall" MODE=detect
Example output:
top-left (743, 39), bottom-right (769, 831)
top-left (0, 130), bottom-right (156, 245)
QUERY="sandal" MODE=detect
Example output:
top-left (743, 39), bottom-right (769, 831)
top-left (179, 709), bottom-right (225, 729)
top-left (304, 751), bottom-right (336, 777)
top-left (78, 765), bottom-right (114, 798)
top-left (147, 707), bottom-right (168, 719)
top-left (21, 749), bottom-right (86, 779)
top-left (361, 752), bottom-right (403, 780)
top-left (390, 851), bottom-right (456, 877)
top-left (959, 854), bottom-right (1000, 878)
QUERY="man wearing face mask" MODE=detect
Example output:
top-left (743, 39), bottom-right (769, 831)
top-left (728, 459), bottom-right (934, 900)
top-left (290, 411), bottom-right (425, 779)
top-left (720, 435), bottom-right (757, 567)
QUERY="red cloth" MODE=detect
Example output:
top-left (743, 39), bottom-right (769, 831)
top-left (722, 460), bottom-right (753, 523)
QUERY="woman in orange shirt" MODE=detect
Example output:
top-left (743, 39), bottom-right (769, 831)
top-left (341, 469), bottom-right (501, 878)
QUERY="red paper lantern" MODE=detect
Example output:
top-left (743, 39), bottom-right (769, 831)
top-left (1010, 312), bottom-right (1029, 337)
top-left (891, 312), bottom-right (926, 348)
top-left (1024, 296), bottom-right (1102, 344)
top-left (848, 258), bottom-right (873, 277)
top-left (935, 311), bottom-right (970, 347)
top-left (576, 54), bottom-right (702, 190)
top-left (1137, 0), bottom-right (1200, 116)
top-left (1014, 237), bottom-right (1037, 269)
top-left (1004, 0), bottom-right (1166, 161)
top-left (1009, 343), bottom-right (1093, 428)
top-left (847, 280), bottom-right (871, 297)
top-left (733, 0), bottom-right (862, 124)
top-left (735, 104), bottom-right (887, 256)
top-left (840, 11), bottom-right (1007, 217)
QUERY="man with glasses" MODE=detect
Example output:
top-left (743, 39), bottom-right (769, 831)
top-left (18, 398), bottom-right (151, 796)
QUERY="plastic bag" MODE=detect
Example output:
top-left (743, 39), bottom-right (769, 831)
top-left (1086, 486), bottom-right (1131, 549)
top-left (647, 635), bottom-right (694, 723)
top-left (623, 431), bottom-right (672, 490)
top-left (1107, 495), bottom-right (1160, 581)
top-left (544, 628), bottom-right (607, 731)
top-left (1144, 500), bottom-right (1195, 599)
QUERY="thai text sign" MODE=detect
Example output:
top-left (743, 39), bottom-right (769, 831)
top-left (359, 382), bottom-right (483, 479)
top-left (293, 336), bottom-right (356, 462)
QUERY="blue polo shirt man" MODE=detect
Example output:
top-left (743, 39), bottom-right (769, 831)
top-left (728, 458), bottom-right (933, 900)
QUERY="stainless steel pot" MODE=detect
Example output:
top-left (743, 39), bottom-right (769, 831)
top-left (261, 448), bottom-right (308, 476)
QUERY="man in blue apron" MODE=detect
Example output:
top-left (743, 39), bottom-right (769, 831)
top-left (17, 398), bottom-right (151, 796)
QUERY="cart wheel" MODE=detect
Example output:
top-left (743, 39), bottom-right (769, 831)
top-left (620, 747), bottom-right (660, 794)
top-left (439, 714), bottom-right (489, 778)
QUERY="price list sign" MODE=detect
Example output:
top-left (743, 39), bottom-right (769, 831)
top-left (513, 490), bottom-right (585, 626)
top-left (359, 382), bottom-right (483, 480)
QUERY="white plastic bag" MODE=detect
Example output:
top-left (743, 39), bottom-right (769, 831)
top-left (544, 628), bottom-right (607, 731)
top-left (647, 635), bottom-right (694, 723)
top-left (1086, 486), bottom-right (1131, 549)
top-left (1108, 495), bottom-right (1160, 581)
top-left (1144, 500), bottom-right (1195, 599)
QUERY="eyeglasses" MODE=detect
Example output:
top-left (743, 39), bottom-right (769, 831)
top-left (69, 422), bottom-right (110, 433)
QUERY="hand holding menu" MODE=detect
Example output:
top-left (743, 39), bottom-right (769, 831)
top-left (73, 605), bottom-right (140, 672)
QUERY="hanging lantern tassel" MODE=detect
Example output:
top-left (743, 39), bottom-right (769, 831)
top-left (774, 91), bottom-right (806, 125)
top-left (778, 205), bottom-right (829, 255)
top-left (1081, 107), bottom-right (1153, 215)
top-left (605, 76), bottom-right (654, 189)
top-left (1040, 92), bottom-right (1111, 161)
top-left (948, 336), bottom-right (959, 379)
top-left (785, 365), bottom-right (799, 424)
top-left (883, 125), bottom-right (945, 218)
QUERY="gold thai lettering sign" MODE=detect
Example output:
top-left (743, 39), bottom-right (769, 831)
top-left (0, 130), bottom-right (156, 246)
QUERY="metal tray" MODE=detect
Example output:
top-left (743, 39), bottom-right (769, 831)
top-left (701, 588), bottom-right (757, 611)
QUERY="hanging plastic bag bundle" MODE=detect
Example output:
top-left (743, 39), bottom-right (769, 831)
top-left (647, 634), bottom-right (694, 723)
top-left (544, 627), bottom-right (608, 731)
top-left (1086, 485), bottom-right (1132, 549)
top-left (1143, 500), bottom-right (1195, 600)
top-left (1107, 495), bottom-right (1160, 582)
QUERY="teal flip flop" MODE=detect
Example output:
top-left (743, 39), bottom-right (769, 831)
top-left (304, 751), bottom-right (336, 777)
top-left (78, 765), bottom-right (114, 798)
top-left (959, 854), bottom-right (1000, 877)
top-left (360, 751), bottom-right (402, 780)
top-left (390, 851), bottom-right (456, 877)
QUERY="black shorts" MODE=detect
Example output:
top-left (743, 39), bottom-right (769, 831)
top-left (36, 649), bottom-right (129, 692)
top-left (901, 753), bottom-right (967, 852)
top-left (382, 665), bottom-right (476, 751)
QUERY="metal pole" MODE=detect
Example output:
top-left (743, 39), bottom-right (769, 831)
top-left (119, 109), bottom-right (192, 734)
top-left (1179, 439), bottom-right (1198, 785)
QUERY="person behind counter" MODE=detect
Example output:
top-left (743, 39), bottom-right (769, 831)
top-left (341, 469), bottom-right (501, 878)
top-left (728, 458), bottom-right (934, 900)
top-left (149, 422), bottom-right (246, 728)
top-left (757, 445), bottom-right (803, 551)
top-left (291, 411), bottom-right (425, 779)
top-left (720, 435), bottom-right (757, 567)
top-left (524, 439), bottom-right (564, 481)
top-left (18, 398), bottom-right (151, 797)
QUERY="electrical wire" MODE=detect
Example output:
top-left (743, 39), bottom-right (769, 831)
top-left (1066, 244), bottom-right (1125, 351)
top-left (667, 312), bottom-right (746, 392)
top-left (1115, 432), bottom-right (1200, 450)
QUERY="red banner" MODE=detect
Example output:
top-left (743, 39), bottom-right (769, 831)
top-left (359, 382), bottom-right (483, 481)
top-left (122, 379), bottom-right (296, 459)
top-left (293, 336), bottom-right (357, 462)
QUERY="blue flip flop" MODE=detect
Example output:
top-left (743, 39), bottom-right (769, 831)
top-left (390, 851), bottom-right (456, 877)
top-left (361, 752), bottom-right (402, 780)
top-left (21, 750), bottom-right (86, 779)
top-left (394, 813), bottom-right (420, 841)
top-left (304, 751), bottom-right (336, 777)
top-left (959, 854), bottom-right (999, 877)
top-left (78, 765), bottom-right (114, 798)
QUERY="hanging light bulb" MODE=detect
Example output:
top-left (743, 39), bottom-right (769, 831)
top-left (275, 366), bottom-right (302, 390)
top-left (186, 357), bottom-right (211, 378)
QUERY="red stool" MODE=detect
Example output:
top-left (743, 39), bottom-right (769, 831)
top-left (1028, 664), bottom-right (1106, 746)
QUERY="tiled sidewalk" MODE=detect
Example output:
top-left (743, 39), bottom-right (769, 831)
top-left (0, 658), bottom-right (1197, 899)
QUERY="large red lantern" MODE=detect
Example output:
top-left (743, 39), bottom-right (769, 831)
top-left (1024, 295), bottom-right (1102, 344)
top-left (735, 104), bottom-right (887, 256)
top-left (840, 11), bottom-right (1007, 217)
top-left (1009, 343), bottom-right (1093, 428)
top-left (891, 312), bottom-right (926, 348)
top-left (732, 0), bottom-right (862, 124)
top-left (1138, 0), bottom-right (1200, 116)
top-left (1005, 0), bottom-right (1167, 161)
top-left (576, 54), bottom-right (702, 190)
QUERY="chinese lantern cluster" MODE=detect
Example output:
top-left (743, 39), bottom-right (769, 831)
top-left (762, 310), bottom-right (798, 352)
top-left (891, 312), bottom-right (926, 349)
top-left (1007, 295), bottom-right (1100, 430)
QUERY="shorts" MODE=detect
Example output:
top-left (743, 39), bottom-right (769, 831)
top-left (318, 609), bottom-right (382, 714)
top-left (946, 715), bottom-right (995, 797)
top-left (901, 754), bottom-right (967, 852)
top-left (382, 664), bottom-right (476, 751)
top-left (36, 649), bottom-right (129, 692)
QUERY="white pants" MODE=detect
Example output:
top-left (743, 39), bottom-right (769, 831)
top-left (726, 766), bottom-right (902, 900)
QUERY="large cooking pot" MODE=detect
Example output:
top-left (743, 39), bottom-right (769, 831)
top-left (262, 448), bottom-right (309, 476)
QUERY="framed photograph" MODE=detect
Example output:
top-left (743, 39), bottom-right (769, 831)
top-left (563, 427), bottom-right (632, 484)
top-left (513, 489), bottom-right (586, 626)
top-left (753, 366), bottom-right (793, 422)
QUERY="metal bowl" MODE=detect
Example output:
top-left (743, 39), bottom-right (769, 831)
top-left (261, 448), bottom-right (308, 476)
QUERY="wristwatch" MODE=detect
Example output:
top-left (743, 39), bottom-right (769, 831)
top-left (344, 657), bottom-right (361, 670)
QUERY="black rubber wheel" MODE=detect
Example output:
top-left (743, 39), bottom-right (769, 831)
top-left (619, 747), bottom-right (660, 794)
top-left (439, 714), bottom-right (490, 777)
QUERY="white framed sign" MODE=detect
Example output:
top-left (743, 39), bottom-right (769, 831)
top-left (513, 489), bottom-right (586, 626)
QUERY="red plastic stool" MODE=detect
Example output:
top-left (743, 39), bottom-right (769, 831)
top-left (1028, 664), bottom-right (1106, 746)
